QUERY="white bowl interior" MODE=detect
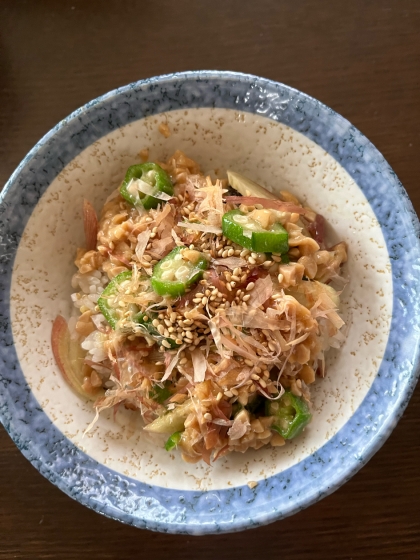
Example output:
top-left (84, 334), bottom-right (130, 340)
top-left (11, 108), bottom-right (392, 490)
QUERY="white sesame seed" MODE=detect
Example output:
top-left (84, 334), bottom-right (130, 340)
top-left (248, 257), bottom-right (256, 265)
top-left (226, 283), bottom-right (232, 292)
top-left (242, 294), bottom-right (251, 302)
top-left (278, 273), bottom-right (284, 283)
top-left (246, 282), bottom-right (255, 291)
top-left (157, 325), bottom-right (165, 335)
top-left (244, 359), bottom-right (254, 367)
top-left (203, 412), bottom-right (212, 422)
top-left (161, 340), bottom-right (171, 349)
top-left (152, 319), bottom-right (159, 327)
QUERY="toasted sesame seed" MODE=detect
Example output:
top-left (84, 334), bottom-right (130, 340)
top-left (143, 254), bottom-right (152, 262)
top-left (278, 273), bottom-right (284, 283)
top-left (226, 283), bottom-right (232, 292)
top-left (248, 257), bottom-right (257, 265)
top-left (157, 325), bottom-right (165, 335)
top-left (175, 338), bottom-right (183, 345)
top-left (185, 331), bottom-right (194, 339)
top-left (231, 275), bottom-right (240, 282)
top-left (240, 249), bottom-right (249, 258)
top-left (224, 390), bottom-right (233, 397)
top-left (229, 281), bottom-right (236, 288)
top-left (242, 294), bottom-right (251, 302)
top-left (259, 379), bottom-right (267, 388)
top-left (231, 388), bottom-right (239, 396)
top-left (227, 248), bottom-right (235, 256)
top-left (272, 255), bottom-right (281, 262)
top-left (251, 373), bottom-right (260, 380)
top-left (201, 296), bottom-right (208, 305)
top-left (246, 282), bottom-right (255, 291)
top-left (245, 359), bottom-right (254, 367)
top-left (179, 357), bottom-right (188, 365)
top-left (203, 412), bottom-right (212, 422)
top-left (150, 232), bottom-right (156, 239)
top-left (170, 312), bottom-right (177, 322)
top-left (164, 319), bottom-right (172, 327)
top-left (254, 366), bottom-right (262, 373)
top-left (263, 260), bottom-right (273, 268)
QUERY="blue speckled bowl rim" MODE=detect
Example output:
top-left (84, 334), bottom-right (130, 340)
top-left (0, 71), bottom-right (419, 535)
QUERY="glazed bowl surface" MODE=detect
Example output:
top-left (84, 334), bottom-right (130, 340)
top-left (0, 71), bottom-right (419, 534)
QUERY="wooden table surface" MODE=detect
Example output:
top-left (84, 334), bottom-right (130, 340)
top-left (0, 1), bottom-right (419, 558)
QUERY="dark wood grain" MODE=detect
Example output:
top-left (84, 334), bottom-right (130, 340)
top-left (0, 1), bottom-right (419, 558)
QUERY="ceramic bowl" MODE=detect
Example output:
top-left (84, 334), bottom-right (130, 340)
top-left (0, 71), bottom-right (419, 534)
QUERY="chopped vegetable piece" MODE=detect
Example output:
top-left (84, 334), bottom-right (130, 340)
top-left (98, 276), bottom-right (179, 346)
top-left (135, 312), bottom-right (179, 348)
top-left (222, 209), bottom-right (289, 254)
top-left (120, 163), bottom-right (173, 210)
top-left (144, 399), bottom-right (194, 434)
top-left (151, 247), bottom-right (208, 297)
top-left (51, 316), bottom-right (102, 400)
top-left (227, 170), bottom-right (277, 200)
top-left (165, 431), bottom-right (182, 451)
top-left (98, 270), bottom-right (132, 329)
top-left (149, 382), bottom-right (172, 404)
top-left (266, 390), bottom-right (312, 439)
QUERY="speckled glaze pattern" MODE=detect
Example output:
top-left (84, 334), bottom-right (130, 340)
top-left (0, 72), bottom-right (419, 534)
